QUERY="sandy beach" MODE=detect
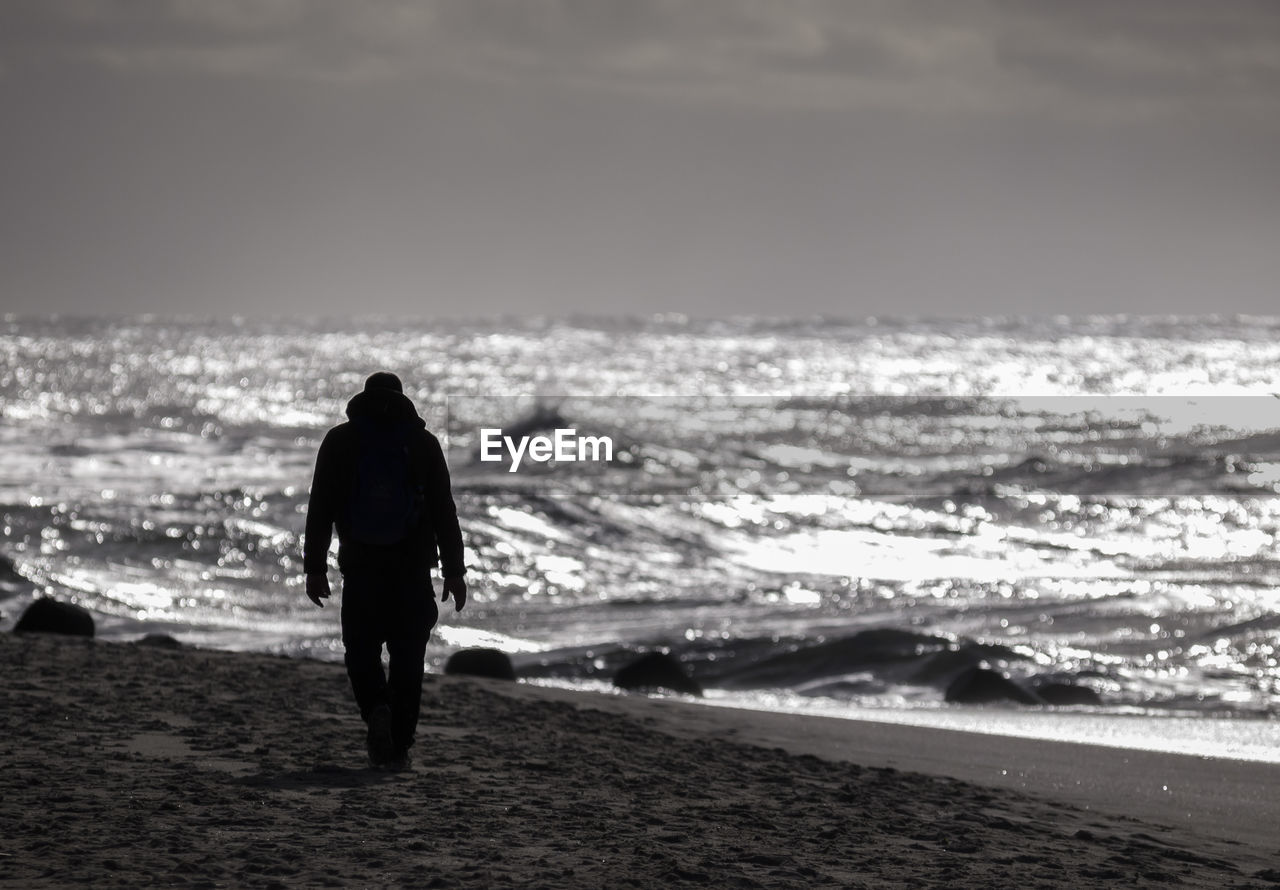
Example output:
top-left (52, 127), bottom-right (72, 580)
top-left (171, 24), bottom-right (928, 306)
top-left (2, 632), bottom-right (1277, 889)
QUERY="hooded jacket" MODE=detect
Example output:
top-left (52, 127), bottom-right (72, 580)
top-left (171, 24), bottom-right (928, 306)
top-left (303, 388), bottom-right (465, 578)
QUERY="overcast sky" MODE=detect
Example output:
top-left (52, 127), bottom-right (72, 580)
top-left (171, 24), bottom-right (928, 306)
top-left (2, 1), bottom-right (1278, 319)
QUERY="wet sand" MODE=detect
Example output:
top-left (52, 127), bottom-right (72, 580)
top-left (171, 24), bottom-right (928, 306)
top-left (2, 632), bottom-right (1277, 888)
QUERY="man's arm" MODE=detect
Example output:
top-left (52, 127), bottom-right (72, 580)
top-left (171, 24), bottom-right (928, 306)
top-left (303, 429), bottom-right (341, 605)
top-left (423, 432), bottom-right (467, 610)
top-left (423, 432), bottom-right (465, 578)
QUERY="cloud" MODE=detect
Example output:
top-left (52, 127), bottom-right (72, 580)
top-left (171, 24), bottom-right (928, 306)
top-left (989, 0), bottom-right (1280, 119)
top-left (2, 0), bottom-right (1277, 121)
top-left (0, 0), bottom-right (425, 82)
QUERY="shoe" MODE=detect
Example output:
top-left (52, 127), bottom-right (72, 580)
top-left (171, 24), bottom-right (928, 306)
top-left (385, 747), bottom-right (412, 771)
top-left (366, 704), bottom-right (395, 767)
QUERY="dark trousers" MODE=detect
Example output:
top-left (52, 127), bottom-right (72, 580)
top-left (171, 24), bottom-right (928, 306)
top-left (340, 567), bottom-right (439, 751)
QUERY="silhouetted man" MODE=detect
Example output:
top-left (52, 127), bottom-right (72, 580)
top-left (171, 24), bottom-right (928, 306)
top-left (304, 372), bottom-right (466, 768)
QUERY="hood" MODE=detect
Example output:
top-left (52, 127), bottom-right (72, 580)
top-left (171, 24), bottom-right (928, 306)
top-left (345, 388), bottom-right (425, 427)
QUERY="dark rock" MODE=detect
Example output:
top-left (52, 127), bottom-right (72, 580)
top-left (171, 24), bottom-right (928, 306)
top-left (444, 648), bottom-right (516, 681)
top-left (944, 667), bottom-right (1040, 705)
top-left (137, 633), bottom-right (183, 649)
top-left (1035, 682), bottom-right (1102, 706)
top-left (13, 597), bottom-right (95, 637)
top-left (719, 628), bottom-right (947, 690)
top-left (614, 651), bottom-right (702, 697)
top-left (907, 641), bottom-right (1024, 683)
top-left (907, 647), bottom-right (987, 685)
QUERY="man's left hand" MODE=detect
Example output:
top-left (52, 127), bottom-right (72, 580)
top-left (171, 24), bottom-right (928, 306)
top-left (442, 576), bottom-right (467, 612)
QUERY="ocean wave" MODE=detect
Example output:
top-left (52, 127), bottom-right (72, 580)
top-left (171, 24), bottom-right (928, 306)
top-left (2, 316), bottom-right (1278, 719)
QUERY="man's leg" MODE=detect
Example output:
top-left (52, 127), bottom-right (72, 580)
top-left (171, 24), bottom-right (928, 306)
top-left (385, 572), bottom-right (439, 754)
top-left (339, 572), bottom-right (390, 721)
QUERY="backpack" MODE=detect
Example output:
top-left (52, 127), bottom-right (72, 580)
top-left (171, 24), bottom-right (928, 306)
top-left (345, 418), bottom-right (425, 546)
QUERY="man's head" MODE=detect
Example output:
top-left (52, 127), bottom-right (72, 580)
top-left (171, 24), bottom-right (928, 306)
top-left (364, 372), bottom-right (403, 394)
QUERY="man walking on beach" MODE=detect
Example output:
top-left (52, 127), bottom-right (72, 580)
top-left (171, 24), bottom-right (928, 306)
top-left (303, 372), bottom-right (467, 768)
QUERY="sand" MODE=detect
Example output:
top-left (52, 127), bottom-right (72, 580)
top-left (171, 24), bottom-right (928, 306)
top-left (2, 633), bottom-right (1277, 889)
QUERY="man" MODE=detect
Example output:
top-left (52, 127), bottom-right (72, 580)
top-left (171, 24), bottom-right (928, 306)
top-left (304, 371), bottom-right (467, 768)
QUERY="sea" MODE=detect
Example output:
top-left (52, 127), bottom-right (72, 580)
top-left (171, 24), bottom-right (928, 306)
top-left (3, 315), bottom-right (1279, 761)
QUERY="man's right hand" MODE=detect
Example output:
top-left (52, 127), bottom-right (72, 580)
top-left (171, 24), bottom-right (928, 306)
top-left (306, 572), bottom-right (331, 608)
